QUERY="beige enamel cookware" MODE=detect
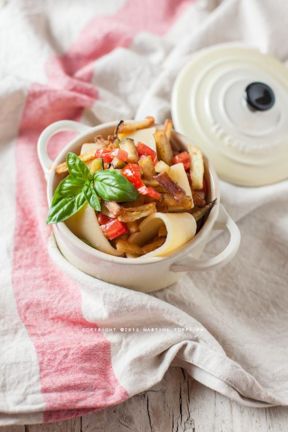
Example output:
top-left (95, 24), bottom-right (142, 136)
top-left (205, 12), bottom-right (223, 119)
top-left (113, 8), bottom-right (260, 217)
top-left (37, 120), bottom-right (240, 292)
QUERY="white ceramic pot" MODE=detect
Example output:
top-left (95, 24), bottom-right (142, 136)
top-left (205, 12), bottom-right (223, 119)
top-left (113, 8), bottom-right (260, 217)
top-left (172, 43), bottom-right (288, 186)
top-left (37, 120), bottom-right (241, 292)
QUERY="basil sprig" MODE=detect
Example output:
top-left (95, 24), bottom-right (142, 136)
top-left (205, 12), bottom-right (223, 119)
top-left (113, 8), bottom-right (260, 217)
top-left (47, 152), bottom-right (138, 224)
top-left (94, 170), bottom-right (138, 202)
top-left (47, 191), bottom-right (87, 224)
top-left (83, 181), bottom-right (101, 211)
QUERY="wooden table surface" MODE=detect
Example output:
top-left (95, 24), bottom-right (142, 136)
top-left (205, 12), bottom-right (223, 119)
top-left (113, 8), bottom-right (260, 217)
top-left (4, 368), bottom-right (288, 432)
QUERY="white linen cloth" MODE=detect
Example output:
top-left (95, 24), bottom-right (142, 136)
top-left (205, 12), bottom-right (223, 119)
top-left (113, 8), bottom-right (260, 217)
top-left (0, 0), bottom-right (287, 425)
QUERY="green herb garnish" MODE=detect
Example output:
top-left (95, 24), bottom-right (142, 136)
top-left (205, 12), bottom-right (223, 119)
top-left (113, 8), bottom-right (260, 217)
top-left (47, 152), bottom-right (138, 224)
top-left (83, 180), bottom-right (101, 211)
top-left (94, 170), bottom-right (139, 202)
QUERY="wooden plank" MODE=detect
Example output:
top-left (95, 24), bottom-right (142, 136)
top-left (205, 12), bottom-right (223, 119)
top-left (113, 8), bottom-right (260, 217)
top-left (81, 368), bottom-right (187, 432)
top-left (187, 373), bottom-right (288, 432)
top-left (4, 369), bottom-right (288, 431)
top-left (1, 427), bottom-right (25, 432)
top-left (27, 418), bottom-right (81, 432)
top-left (81, 368), bottom-right (288, 432)
top-left (266, 407), bottom-right (288, 432)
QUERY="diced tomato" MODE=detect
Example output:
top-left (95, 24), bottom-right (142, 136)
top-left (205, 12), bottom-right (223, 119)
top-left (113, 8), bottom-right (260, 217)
top-left (122, 163), bottom-right (161, 200)
top-left (97, 213), bottom-right (112, 225)
top-left (138, 185), bottom-right (161, 200)
top-left (122, 163), bottom-right (144, 188)
top-left (116, 149), bottom-right (128, 162)
top-left (95, 148), bottom-right (113, 163)
top-left (111, 148), bottom-right (128, 162)
top-left (172, 151), bottom-right (191, 170)
top-left (100, 219), bottom-right (128, 240)
top-left (94, 148), bottom-right (129, 165)
top-left (136, 142), bottom-right (157, 163)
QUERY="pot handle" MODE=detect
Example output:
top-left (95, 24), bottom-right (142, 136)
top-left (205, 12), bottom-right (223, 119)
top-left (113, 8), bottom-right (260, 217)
top-left (170, 204), bottom-right (240, 272)
top-left (37, 120), bottom-right (90, 177)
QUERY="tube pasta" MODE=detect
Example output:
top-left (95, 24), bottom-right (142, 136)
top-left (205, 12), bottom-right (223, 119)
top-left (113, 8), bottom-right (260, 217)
top-left (117, 117), bottom-right (155, 134)
top-left (164, 119), bottom-right (173, 140)
top-left (80, 142), bottom-right (102, 170)
top-left (190, 147), bottom-right (204, 190)
top-left (168, 163), bottom-right (194, 205)
top-left (121, 127), bottom-right (157, 151)
top-left (80, 143), bottom-right (102, 155)
top-left (49, 117), bottom-right (210, 261)
top-left (55, 151), bottom-right (96, 174)
top-left (129, 212), bottom-right (196, 257)
top-left (65, 205), bottom-right (123, 256)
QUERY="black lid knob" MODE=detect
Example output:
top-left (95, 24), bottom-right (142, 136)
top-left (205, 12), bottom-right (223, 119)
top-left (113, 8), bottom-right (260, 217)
top-left (245, 82), bottom-right (275, 111)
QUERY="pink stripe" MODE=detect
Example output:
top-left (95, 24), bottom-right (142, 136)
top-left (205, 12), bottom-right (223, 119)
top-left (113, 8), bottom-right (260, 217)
top-left (12, 0), bottom-right (191, 423)
top-left (13, 92), bottom-right (128, 423)
top-left (47, 0), bottom-right (191, 84)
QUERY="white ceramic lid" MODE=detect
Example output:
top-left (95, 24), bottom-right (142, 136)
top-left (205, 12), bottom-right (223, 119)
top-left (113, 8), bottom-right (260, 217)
top-left (172, 44), bottom-right (288, 186)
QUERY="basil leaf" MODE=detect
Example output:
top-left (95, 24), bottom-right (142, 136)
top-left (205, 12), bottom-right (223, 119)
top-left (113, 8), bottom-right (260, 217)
top-left (84, 181), bottom-right (101, 211)
top-left (47, 192), bottom-right (86, 224)
top-left (67, 152), bottom-right (90, 180)
top-left (52, 175), bottom-right (85, 206)
top-left (94, 170), bottom-right (138, 202)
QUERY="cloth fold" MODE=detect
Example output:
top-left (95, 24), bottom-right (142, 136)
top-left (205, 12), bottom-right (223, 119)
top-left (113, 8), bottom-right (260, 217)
top-left (0, 0), bottom-right (287, 425)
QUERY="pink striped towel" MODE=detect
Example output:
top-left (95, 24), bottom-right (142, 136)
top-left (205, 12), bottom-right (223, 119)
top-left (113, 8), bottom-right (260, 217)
top-left (1, 0), bottom-right (288, 425)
